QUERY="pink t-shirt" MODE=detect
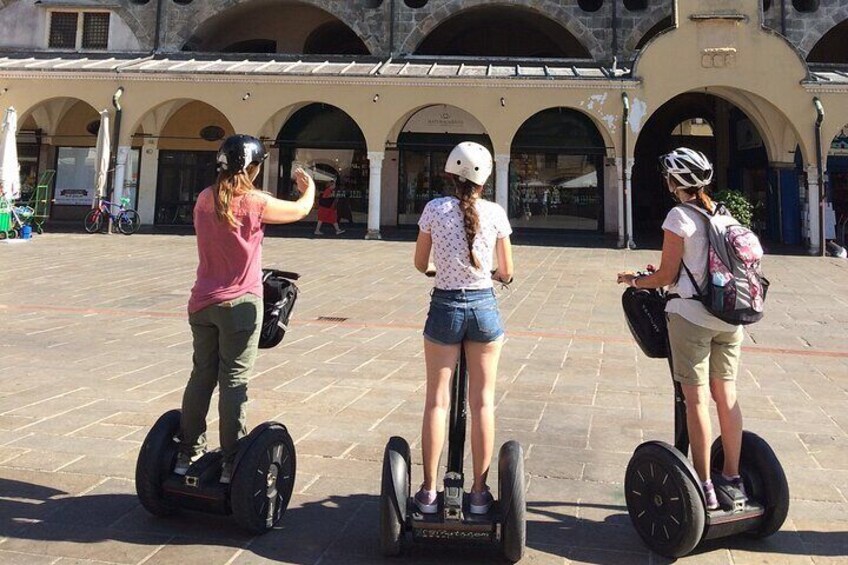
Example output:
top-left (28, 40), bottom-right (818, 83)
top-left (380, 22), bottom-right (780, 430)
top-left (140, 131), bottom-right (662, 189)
top-left (188, 187), bottom-right (267, 314)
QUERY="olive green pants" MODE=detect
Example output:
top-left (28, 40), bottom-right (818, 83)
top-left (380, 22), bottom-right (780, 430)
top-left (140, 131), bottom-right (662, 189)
top-left (179, 293), bottom-right (262, 460)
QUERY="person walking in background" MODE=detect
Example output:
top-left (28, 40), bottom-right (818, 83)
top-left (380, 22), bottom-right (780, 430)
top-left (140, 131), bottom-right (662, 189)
top-left (314, 180), bottom-right (345, 235)
top-left (175, 135), bottom-right (315, 484)
top-left (413, 141), bottom-right (514, 515)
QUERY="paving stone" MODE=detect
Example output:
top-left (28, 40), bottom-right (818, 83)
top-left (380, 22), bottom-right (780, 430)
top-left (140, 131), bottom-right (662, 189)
top-left (0, 235), bottom-right (846, 564)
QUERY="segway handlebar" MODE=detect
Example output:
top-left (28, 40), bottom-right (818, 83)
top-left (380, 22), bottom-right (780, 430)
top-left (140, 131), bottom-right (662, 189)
top-left (424, 270), bottom-right (513, 285)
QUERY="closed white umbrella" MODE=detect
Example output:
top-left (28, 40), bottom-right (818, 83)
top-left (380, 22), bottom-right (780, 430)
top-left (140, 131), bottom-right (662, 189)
top-left (0, 107), bottom-right (20, 201)
top-left (93, 109), bottom-right (110, 207)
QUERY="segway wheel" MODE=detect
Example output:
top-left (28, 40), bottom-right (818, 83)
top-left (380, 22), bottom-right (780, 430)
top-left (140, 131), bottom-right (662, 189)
top-left (135, 409), bottom-right (181, 517)
top-left (380, 436), bottom-right (410, 556)
top-left (625, 442), bottom-right (705, 558)
top-left (711, 431), bottom-right (789, 538)
top-left (498, 440), bottom-right (526, 563)
top-left (230, 425), bottom-right (296, 534)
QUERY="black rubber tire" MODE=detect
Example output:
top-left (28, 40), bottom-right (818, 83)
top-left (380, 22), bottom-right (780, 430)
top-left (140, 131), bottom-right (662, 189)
top-left (118, 209), bottom-right (141, 235)
top-left (625, 442), bottom-right (705, 558)
top-left (499, 440), bottom-right (526, 563)
top-left (230, 426), bottom-right (296, 534)
top-left (380, 436), bottom-right (410, 557)
top-left (711, 431), bottom-right (789, 538)
top-left (135, 409), bottom-right (181, 517)
top-left (84, 209), bottom-right (102, 233)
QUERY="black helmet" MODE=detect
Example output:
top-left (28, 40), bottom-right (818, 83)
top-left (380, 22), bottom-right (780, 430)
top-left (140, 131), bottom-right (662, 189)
top-left (216, 134), bottom-right (267, 173)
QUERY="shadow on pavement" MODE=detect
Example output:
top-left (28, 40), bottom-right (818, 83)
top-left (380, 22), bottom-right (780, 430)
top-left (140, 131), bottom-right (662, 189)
top-left (1, 478), bottom-right (844, 563)
top-left (526, 500), bottom-right (848, 564)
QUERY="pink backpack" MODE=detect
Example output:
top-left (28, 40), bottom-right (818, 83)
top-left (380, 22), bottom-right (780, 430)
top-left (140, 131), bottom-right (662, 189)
top-left (680, 203), bottom-right (769, 325)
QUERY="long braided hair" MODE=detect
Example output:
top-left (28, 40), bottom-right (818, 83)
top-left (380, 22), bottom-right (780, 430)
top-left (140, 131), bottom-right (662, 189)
top-left (455, 178), bottom-right (481, 269)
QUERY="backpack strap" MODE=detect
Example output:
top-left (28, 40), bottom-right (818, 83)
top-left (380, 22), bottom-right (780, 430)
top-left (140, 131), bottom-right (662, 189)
top-left (675, 202), bottom-right (710, 300)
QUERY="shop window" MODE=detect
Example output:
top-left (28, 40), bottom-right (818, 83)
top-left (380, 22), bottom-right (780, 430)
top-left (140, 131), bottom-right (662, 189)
top-left (578, 0), bottom-right (603, 12)
top-left (624, 0), bottom-right (648, 11)
top-left (792, 0), bottom-right (819, 12)
top-left (48, 11), bottom-right (110, 50)
top-left (155, 151), bottom-right (217, 225)
top-left (510, 108), bottom-right (606, 231)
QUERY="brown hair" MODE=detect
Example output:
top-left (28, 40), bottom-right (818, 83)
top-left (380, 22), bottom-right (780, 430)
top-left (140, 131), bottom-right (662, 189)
top-left (684, 186), bottom-right (715, 214)
top-left (214, 163), bottom-right (260, 228)
top-left (455, 178), bottom-right (481, 269)
top-left (668, 175), bottom-right (715, 214)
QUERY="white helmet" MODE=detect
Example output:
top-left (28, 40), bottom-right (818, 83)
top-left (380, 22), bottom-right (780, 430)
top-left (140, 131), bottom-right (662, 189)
top-left (445, 141), bottom-right (493, 186)
top-left (659, 147), bottom-right (713, 190)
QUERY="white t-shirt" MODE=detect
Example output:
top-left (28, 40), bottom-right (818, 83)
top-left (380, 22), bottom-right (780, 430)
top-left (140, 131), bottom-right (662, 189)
top-left (662, 205), bottom-right (738, 332)
top-left (418, 196), bottom-right (512, 290)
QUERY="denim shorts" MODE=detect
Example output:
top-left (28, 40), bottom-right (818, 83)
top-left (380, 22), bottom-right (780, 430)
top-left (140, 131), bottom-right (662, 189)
top-left (423, 288), bottom-right (505, 345)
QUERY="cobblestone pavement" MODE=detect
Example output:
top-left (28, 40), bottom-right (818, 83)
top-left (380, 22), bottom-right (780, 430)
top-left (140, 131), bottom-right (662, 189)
top-left (0, 233), bottom-right (846, 565)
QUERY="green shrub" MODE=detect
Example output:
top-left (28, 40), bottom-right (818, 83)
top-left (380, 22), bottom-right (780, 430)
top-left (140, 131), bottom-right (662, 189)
top-left (714, 189), bottom-right (754, 227)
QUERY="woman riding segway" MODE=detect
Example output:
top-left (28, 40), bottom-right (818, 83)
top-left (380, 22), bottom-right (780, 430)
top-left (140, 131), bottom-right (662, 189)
top-left (617, 147), bottom-right (748, 510)
top-left (176, 134), bottom-right (315, 482)
top-left (413, 141), bottom-right (514, 514)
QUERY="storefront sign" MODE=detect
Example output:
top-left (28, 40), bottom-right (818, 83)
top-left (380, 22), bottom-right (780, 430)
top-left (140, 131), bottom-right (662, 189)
top-left (402, 105), bottom-right (486, 135)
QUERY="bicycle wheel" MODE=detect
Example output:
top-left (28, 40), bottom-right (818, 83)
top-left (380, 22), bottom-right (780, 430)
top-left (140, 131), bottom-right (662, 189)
top-left (84, 209), bottom-right (103, 233)
top-left (117, 209), bottom-right (141, 235)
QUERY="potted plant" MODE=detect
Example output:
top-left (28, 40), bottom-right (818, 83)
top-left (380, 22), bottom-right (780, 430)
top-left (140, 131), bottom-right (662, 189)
top-left (714, 189), bottom-right (754, 228)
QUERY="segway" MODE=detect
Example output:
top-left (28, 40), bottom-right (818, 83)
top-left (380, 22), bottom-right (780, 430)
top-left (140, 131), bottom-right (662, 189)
top-left (135, 270), bottom-right (300, 533)
top-left (621, 284), bottom-right (789, 558)
top-left (380, 347), bottom-right (526, 562)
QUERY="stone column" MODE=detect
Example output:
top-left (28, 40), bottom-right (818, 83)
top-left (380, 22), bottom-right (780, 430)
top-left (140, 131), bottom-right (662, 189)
top-left (366, 151), bottom-right (384, 240)
top-left (625, 157), bottom-right (635, 249)
top-left (494, 154), bottom-right (510, 211)
top-left (113, 146), bottom-right (130, 206)
top-left (616, 157), bottom-right (625, 248)
top-left (806, 164), bottom-right (821, 255)
top-left (137, 141), bottom-right (158, 225)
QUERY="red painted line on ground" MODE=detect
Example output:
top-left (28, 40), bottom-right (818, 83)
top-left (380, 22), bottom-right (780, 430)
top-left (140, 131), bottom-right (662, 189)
top-left (3, 302), bottom-right (847, 359)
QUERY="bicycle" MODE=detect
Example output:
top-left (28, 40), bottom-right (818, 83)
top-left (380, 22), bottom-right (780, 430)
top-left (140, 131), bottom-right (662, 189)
top-left (84, 197), bottom-right (141, 235)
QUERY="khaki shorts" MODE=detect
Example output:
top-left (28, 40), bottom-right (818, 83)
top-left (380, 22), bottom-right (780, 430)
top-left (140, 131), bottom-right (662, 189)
top-left (667, 313), bottom-right (743, 386)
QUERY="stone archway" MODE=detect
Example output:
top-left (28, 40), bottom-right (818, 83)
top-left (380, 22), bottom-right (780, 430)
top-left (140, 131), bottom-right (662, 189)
top-left (168, 0), bottom-right (379, 55)
top-left (632, 92), bottom-right (802, 245)
top-left (397, 0), bottom-right (601, 58)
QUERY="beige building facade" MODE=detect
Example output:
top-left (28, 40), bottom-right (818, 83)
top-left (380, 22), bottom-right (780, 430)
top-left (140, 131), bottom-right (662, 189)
top-left (1, 0), bottom-right (847, 252)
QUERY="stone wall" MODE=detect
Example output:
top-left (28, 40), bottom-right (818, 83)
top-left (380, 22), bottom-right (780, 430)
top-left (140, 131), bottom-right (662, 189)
top-left (0, 0), bottom-right (846, 62)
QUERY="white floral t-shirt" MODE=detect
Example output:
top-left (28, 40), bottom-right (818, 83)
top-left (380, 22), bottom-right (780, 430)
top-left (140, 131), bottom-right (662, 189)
top-left (418, 197), bottom-right (512, 290)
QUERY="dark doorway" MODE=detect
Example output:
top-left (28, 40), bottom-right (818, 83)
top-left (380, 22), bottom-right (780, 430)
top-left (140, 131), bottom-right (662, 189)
top-left (632, 93), bottom-right (791, 245)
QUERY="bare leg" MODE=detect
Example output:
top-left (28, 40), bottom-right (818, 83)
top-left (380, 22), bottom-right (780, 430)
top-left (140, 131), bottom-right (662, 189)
top-left (333, 222), bottom-right (345, 234)
top-left (682, 383), bottom-right (712, 482)
top-left (421, 339), bottom-right (461, 491)
top-left (314, 221), bottom-right (323, 234)
top-left (711, 379), bottom-right (743, 476)
top-left (465, 339), bottom-right (503, 493)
